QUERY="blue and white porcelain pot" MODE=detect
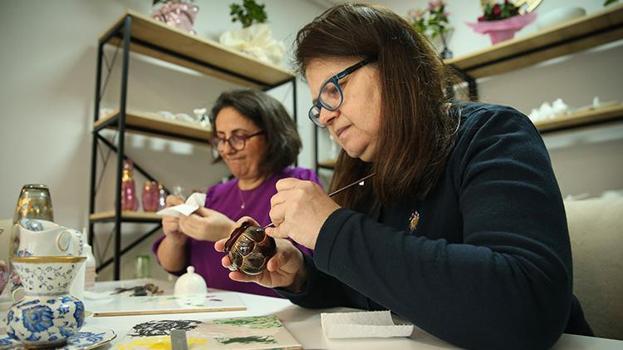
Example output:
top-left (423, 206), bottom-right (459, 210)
top-left (6, 256), bottom-right (86, 348)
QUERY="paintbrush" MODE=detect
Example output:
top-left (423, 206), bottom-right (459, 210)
top-left (263, 172), bottom-right (376, 229)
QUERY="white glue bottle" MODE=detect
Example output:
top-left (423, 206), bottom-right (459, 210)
top-left (84, 241), bottom-right (97, 290)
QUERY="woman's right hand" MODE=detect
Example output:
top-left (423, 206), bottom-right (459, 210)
top-left (214, 219), bottom-right (307, 291)
top-left (162, 195), bottom-right (187, 245)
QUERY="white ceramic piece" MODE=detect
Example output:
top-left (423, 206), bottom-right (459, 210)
top-left (174, 266), bottom-right (208, 296)
top-left (16, 220), bottom-right (83, 258)
top-left (537, 7), bottom-right (586, 30)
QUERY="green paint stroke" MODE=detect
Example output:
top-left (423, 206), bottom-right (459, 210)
top-left (213, 315), bottom-right (282, 329)
top-left (217, 335), bottom-right (277, 345)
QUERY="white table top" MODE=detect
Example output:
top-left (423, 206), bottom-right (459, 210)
top-left (83, 279), bottom-right (622, 350)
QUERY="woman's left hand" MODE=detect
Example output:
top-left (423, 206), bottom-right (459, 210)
top-left (178, 207), bottom-right (236, 242)
top-left (266, 178), bottom-right (340, 249)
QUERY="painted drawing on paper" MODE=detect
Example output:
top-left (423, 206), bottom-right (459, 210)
top-left (116, 315), bottom-right (302, 350)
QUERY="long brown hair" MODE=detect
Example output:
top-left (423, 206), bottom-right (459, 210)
top-left (295, 4), bottom-right (458, 207)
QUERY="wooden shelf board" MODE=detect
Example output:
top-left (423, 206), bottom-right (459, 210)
top-left (94, 110), bottom-right (212, 143)
top-left (445, 3), bottom-right (623, 78)
top-left (89, 210), bottom-right (161, 223)
top-left (101, 11), bottom-right (294, 88)
top-left (535, 103), bottom-right (623, 133)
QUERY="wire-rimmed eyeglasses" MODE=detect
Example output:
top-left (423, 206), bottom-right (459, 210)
top-left (308, 58), bottom-right (373, 128)
top-left (211, 130), bottom-right (264, 152)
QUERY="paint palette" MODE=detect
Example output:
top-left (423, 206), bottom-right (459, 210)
top-left (115, 315), bottom-right (302, 350)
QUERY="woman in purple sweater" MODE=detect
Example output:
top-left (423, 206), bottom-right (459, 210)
top-left (153, 89), bottom-right (318, 297)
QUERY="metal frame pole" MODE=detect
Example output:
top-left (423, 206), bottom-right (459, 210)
top-left (89, 42), bottom-right (105, 247)
top-left (113, 15), bottom-right (132, 280)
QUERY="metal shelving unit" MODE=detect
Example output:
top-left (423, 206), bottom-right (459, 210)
top-left (89, 11), bottom-right (296, 280)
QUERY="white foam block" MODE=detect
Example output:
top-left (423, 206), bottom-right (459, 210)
top-left (321, 310), bottom-right (414, 339)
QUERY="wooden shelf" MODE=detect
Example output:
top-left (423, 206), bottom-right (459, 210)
top-left (318, 159), bottom-right (336, 170)
top-left (445, 3), bottom-right (623, 78)
top-left (101, 10), bottom-right (294, 88)
top-left (535, 103), bottom-right (623, 133)
top-left (94, 110), bottom-right (212, 144)
top-left (89, 210), bottom-right (161, 223)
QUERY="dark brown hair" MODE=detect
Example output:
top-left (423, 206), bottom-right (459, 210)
top-left (210, 89), bottom-right (302, 178)
top-left (295, 3), bottom-right (458, 207)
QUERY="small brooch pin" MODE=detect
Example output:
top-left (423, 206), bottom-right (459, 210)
top-left (408, 210), bottom-right (420, 232)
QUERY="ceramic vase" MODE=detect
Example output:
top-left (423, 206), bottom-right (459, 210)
top-left (142, 181), bottom-right (159, 212)
top-left (122, 160), bottom-right (138, 211)
top-left (6, 256), bottom-right (86, 348)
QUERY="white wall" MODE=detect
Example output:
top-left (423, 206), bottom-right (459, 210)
top-left (0, 0), bottom-right (323, 281)
top-left (1, 0), bottom-right (621, 281)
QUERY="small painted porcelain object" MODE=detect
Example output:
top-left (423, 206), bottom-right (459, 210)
top-left (6, 256), bottom-right (86, 348)
top-left (224, 222), bottom-right (276, 275)
top-left (174, 266), bottom-right (208, 296)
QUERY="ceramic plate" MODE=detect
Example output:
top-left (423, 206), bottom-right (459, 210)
top-left (0, 326), bottom-right (116, 350)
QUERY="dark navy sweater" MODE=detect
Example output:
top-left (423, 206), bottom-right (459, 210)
top-left (278, 103), bottom-right (592, 349)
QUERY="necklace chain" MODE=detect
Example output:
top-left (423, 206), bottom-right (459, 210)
top-left (238, 185), bottom-right (247, 209)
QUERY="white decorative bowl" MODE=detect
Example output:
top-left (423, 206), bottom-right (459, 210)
top-left (10, 256), bottom-right (84, 295)
top-left (537, 7), bottom-right (586, 30)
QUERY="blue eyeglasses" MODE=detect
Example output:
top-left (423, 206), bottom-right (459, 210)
top-left (308, 58), bottom-right (373, 128)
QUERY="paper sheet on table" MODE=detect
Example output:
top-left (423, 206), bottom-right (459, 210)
top-left (156, 193), bottom-right (206, 217)
top-left (321, 310), bottom-right (414, 339)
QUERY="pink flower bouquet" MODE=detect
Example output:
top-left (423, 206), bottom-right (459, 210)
top-left (467, 11), bottom-right (537, 45)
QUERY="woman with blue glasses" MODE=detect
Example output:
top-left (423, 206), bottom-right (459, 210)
top-left (216, 4), bottom-right (592, 349)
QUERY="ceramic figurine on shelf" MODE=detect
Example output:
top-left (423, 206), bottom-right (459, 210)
top-left (193, 107), bottom-right (210, 129)
top-left (122, 160), bottom-right (138, 211)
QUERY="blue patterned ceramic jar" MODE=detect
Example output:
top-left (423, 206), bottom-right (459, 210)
top-left (6, 256), bottom-right (86, 348)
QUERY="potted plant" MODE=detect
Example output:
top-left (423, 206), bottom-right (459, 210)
top-left (467, 0), bottom-right (536, 44)
top-left (407, 0), bottom-right (453, 59)
top-left (151, 0), bottom-right (199, 35)
top-left (229, 0), bottom-right (267, 28)
top-left (219, 0), bottom-right (285, 66)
